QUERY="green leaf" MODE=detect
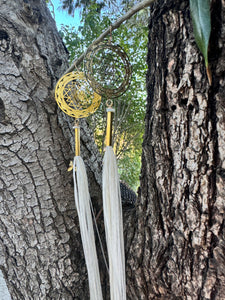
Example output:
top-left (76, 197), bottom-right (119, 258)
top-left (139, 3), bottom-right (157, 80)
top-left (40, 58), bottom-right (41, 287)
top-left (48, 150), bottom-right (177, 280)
top-left (190, 0), bottom-right (211, 67)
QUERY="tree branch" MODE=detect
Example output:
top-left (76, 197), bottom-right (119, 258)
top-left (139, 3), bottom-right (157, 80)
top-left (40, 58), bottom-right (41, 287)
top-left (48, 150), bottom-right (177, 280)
top-left (63, 0), bottom-right (155, 75)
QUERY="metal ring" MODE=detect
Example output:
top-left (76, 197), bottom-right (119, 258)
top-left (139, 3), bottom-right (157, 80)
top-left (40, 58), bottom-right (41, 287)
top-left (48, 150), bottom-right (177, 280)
top-left (84, 43), bottom-right (132, 99)
top-left (55, 72), bottom-right (101, 118)
top-left (106, 99), bottom-right (113, 107)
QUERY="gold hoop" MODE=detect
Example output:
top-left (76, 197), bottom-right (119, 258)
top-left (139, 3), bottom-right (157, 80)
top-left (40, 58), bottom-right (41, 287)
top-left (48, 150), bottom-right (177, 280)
top-left (55, 72), bottom-right (101, 118)
top-left (84, 43), bottom-right (132, 99)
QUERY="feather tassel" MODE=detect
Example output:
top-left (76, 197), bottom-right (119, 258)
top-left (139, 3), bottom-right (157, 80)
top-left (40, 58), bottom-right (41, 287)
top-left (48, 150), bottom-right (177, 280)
top-left (103, 146), bottom-right (126, 300)
top-left (73, 156), bottom-right (103, 300)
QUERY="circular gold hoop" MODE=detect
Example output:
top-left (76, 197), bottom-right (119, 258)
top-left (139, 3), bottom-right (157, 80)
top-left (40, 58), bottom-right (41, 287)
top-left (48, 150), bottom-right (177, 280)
top-left (84, 43), bottom-right (132, 99)
top-left (55, 72), bottom-right (101, 118)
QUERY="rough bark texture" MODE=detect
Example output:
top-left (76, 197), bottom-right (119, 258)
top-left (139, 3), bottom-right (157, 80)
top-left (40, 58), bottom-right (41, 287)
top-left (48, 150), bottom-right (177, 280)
top-left (0, 0), bottom-right (104, 299)
top-left (127, 0), bottom-right (225, 299)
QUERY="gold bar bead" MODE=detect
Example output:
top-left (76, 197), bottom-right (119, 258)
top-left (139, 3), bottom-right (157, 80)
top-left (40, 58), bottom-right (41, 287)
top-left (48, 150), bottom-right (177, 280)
top-left (74, 125), bottom-right (80, 156)
top-left (105, 107), bottom-right (115, 147)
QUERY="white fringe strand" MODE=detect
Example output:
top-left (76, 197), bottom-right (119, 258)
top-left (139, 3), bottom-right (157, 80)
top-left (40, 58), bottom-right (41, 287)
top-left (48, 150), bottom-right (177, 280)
top-left (73, 156), bottom-right (103, 300)
top-left (103, 146), bottom-right (126, 300)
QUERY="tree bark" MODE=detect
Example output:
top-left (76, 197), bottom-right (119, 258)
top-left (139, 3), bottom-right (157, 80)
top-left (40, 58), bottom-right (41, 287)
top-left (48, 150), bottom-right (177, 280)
top-left (0, 0), bottom-right (103, 299)
top-left (127, 0), bottom-right (225, 299)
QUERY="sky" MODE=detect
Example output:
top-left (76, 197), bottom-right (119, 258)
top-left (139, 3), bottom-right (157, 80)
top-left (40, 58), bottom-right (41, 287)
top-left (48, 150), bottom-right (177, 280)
top-left (48, 0), bottom-right (81, 30)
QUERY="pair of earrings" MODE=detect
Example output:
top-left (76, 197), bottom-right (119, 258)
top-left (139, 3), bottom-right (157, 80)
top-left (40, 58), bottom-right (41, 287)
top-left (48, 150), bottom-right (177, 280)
top-left (55, 42), bottom-right (131, 300)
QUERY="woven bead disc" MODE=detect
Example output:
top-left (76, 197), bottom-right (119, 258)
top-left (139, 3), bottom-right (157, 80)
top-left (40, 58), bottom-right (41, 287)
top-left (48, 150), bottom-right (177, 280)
top-left (55, 72), bottom-right (101, 118)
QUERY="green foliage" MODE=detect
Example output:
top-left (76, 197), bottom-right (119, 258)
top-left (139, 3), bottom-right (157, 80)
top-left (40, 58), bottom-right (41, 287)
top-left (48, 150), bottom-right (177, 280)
top-left (59, 2), bottom-right (148, 189)
top-left (59, 4), bottom-right (112, 63)
top-left (118, 147), bottom-right (141, 192)
top-left (189, 0), bottom-right (211, 67)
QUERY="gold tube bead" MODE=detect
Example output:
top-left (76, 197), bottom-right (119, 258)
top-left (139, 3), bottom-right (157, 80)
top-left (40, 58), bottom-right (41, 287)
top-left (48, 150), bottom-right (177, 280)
top-left (105, 107), bottom-right (115, 147)
top-left (74, 120), bottom-right (80, 157)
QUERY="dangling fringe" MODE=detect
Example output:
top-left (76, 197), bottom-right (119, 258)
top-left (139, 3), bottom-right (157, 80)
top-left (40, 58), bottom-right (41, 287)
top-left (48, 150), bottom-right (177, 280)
top-left (103, 146), bottom-right (126, 300)
top-left (73, 156), bottom-right (103, 300)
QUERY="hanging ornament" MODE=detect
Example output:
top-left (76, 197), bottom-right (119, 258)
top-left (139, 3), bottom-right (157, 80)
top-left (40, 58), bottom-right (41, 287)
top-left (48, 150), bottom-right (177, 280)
top-left (84, 42), bottom-right (132, 300)
top-left (84, 42), bottom-right (131, 99)
top-left (55, 71), bottom-right (101, 118)
top-left (55, 71), bottom-right (103, 300)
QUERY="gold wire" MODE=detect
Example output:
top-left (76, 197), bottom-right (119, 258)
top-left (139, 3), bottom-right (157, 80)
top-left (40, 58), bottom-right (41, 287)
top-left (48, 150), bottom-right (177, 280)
top-left (55, 72), bottom-right (101, 118)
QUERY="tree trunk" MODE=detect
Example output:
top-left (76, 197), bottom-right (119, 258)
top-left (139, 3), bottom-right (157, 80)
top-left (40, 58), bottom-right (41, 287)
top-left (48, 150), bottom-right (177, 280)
top-left (0, 0), bottom-right (104, 299)
top-left (127, 0), bottom-right (225, 299)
